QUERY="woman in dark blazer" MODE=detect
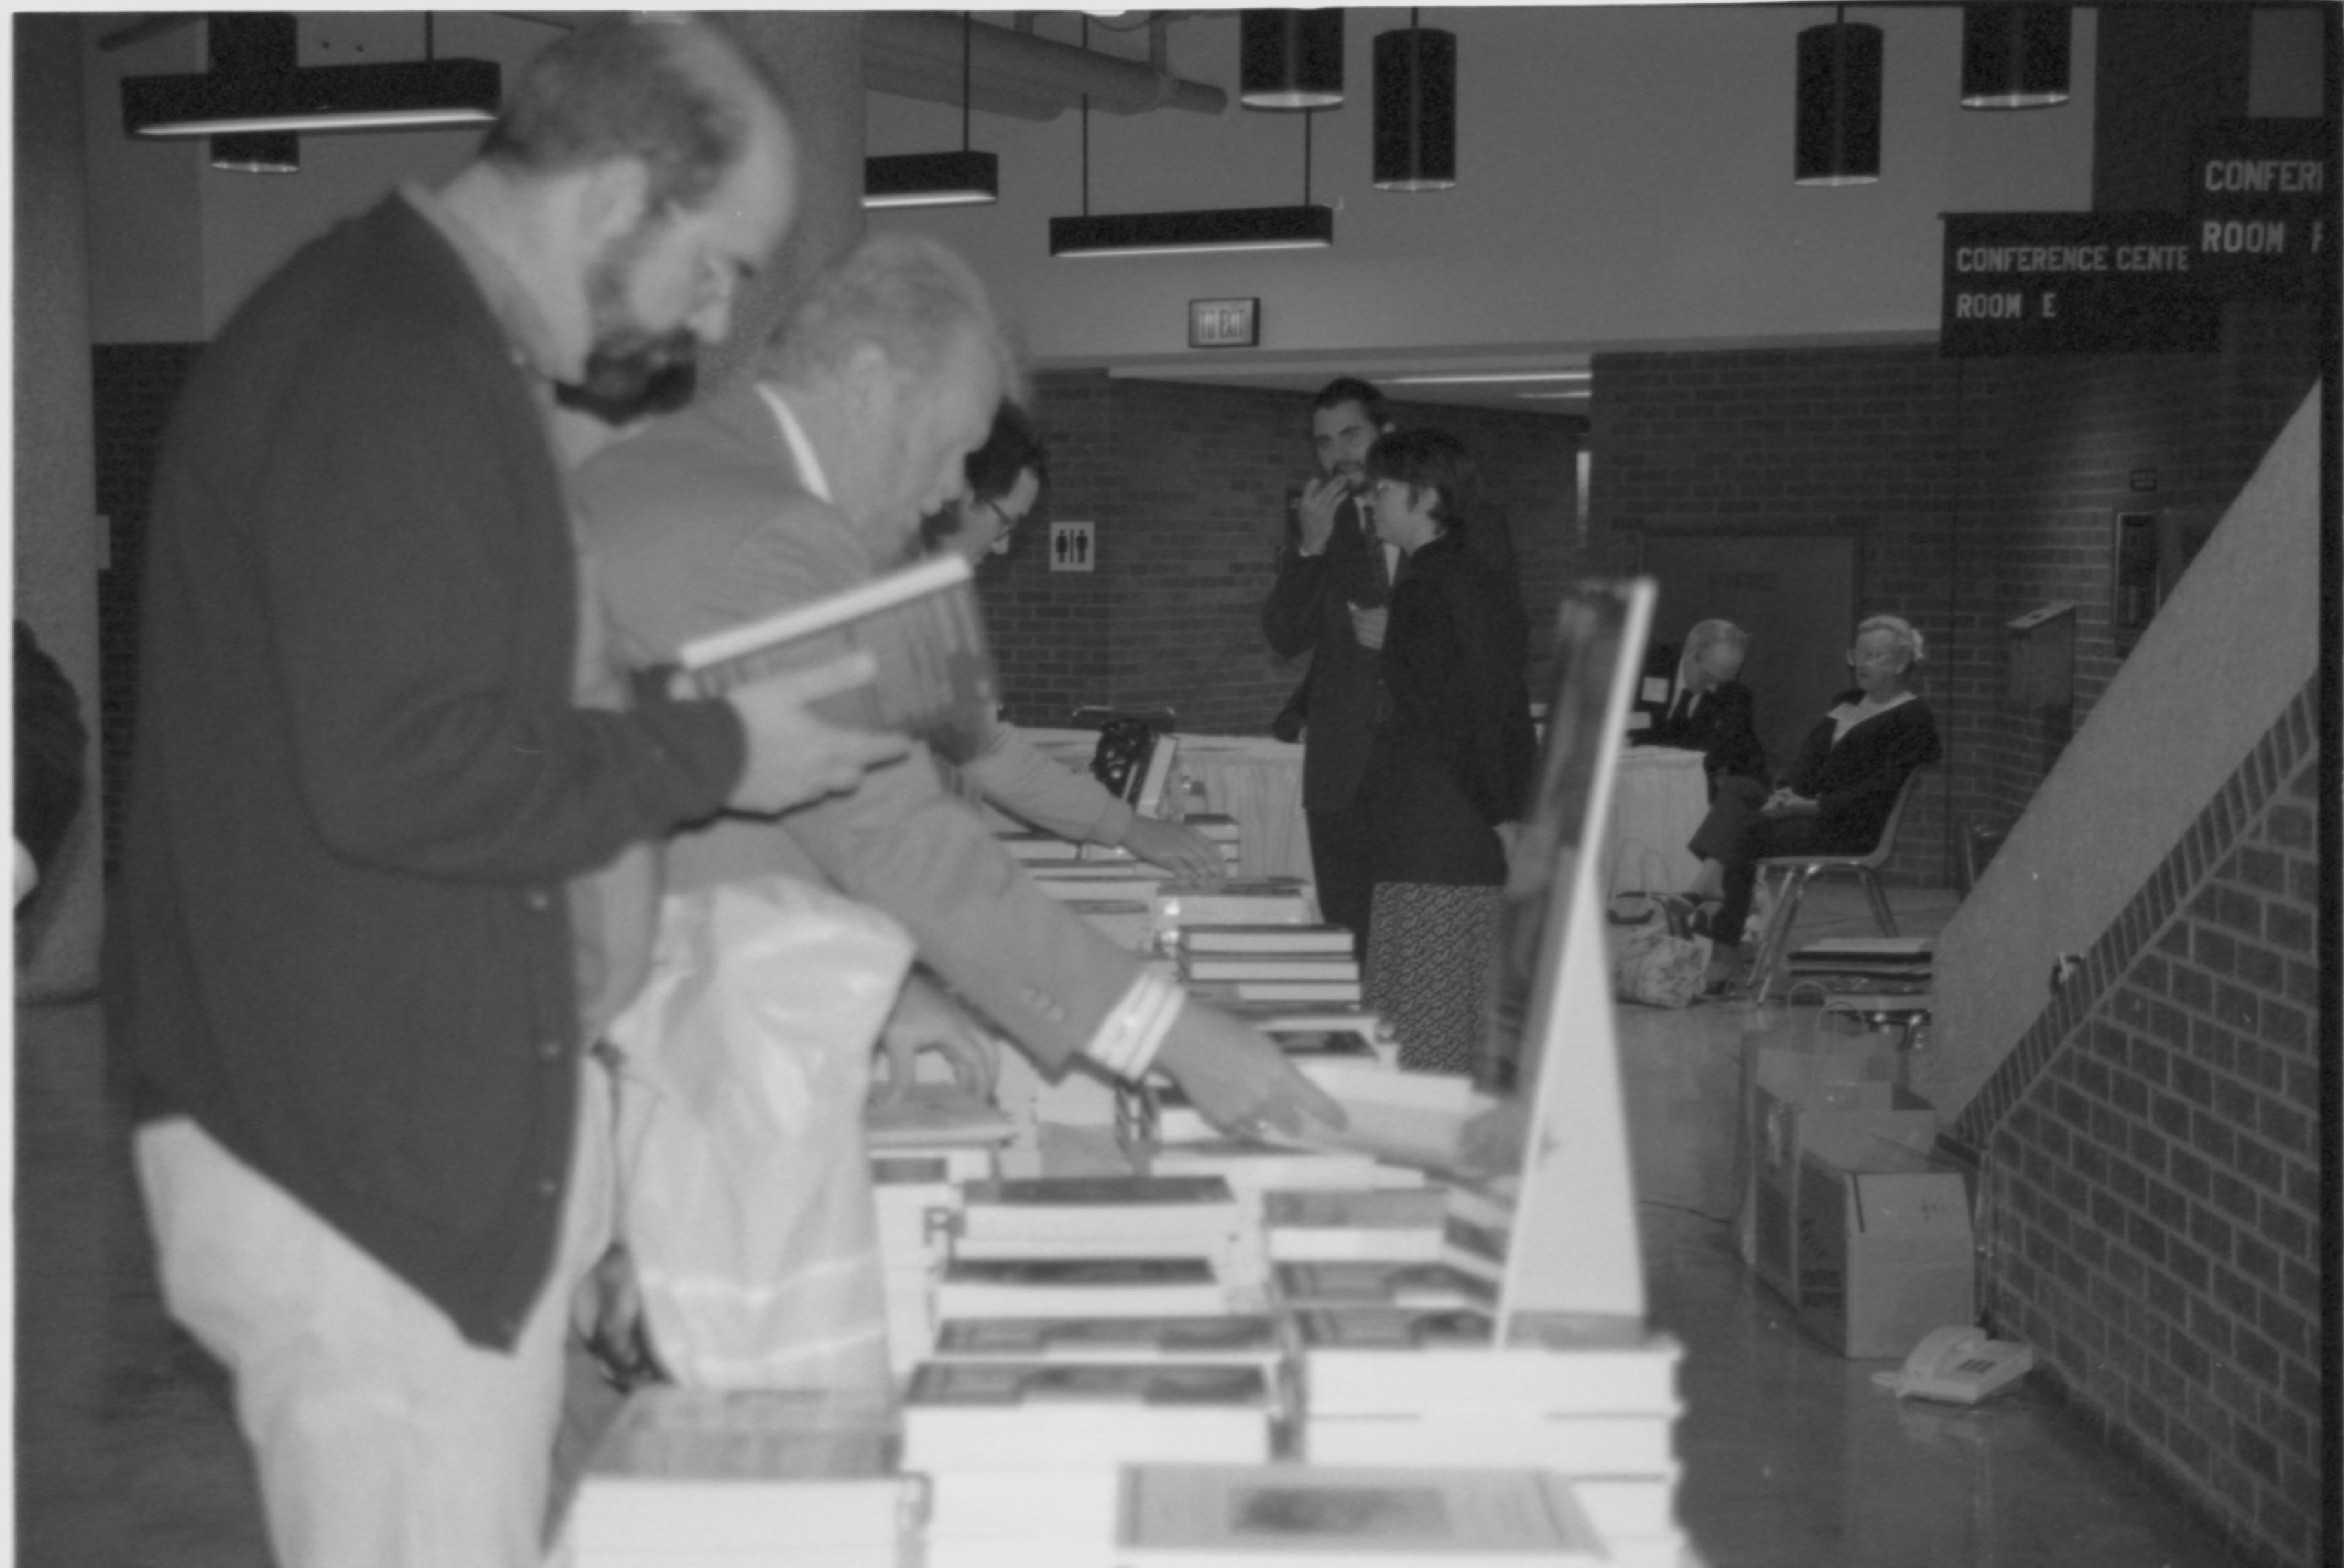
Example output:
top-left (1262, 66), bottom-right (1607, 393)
top-left (1686, 614), bottom-right (1942, 950)
top-left (1646, 618), bottom-right (1766, 792)
top-left (1356, 430), bottom-right (1537, 1074)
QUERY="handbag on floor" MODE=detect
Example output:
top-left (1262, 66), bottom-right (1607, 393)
top-left (604, 873), bottom-right (914, 1392)
top-left (1609, 922), bottom-right (1714, 1009)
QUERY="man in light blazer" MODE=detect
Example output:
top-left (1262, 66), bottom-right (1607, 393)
top-left (570, 232), bottom-right (1341, 1137)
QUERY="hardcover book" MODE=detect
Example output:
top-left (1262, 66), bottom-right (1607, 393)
top-left (1116, 1464), bottom-right (1606, 1568)
top-left (1182, 925), bottom-right (1357, 957)
top-left (674, 552), bottom-right (997, 765)
top-left (931, 1314), bottom-right (1283, 1366)
top-left (1301, 1411), bottom-right (1678, 1474)
top-left (1272, 1261), bottom-right (1498, 1311)
top-left (572, 1386), bottom-right (910, 1554)
top-left (1263, 1189), bottom-right (1452, 1263)
top-left (935, 1256), bottom-right (1227, 1319)
top-left (1184, 957), bottom-right (1362, 983)
top-left (1296, 1309), bottom-right (1682, 1415)
top-left (1153, 879), bottom-right (1316, 926)
top-left (902, 1362), bottom-right (1274, 1470)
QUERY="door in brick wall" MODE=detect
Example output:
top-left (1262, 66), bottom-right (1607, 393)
top-left (1634, 533), bottom-right (1859, 778)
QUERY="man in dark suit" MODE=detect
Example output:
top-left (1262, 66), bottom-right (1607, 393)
top-left (111, 24), bottom-right (913, 1564)
top-left (1261, 378), bottom-right (1398, 955)
top-left (572, 232), bottom-right (1343, 1148)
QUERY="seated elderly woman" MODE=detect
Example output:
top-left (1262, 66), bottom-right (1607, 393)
top-left (1683, 613), bottom-right (1942, 959)
top-left (918, 402), bottom-right (1225, 880)
top-left (1646, 618), bottom-right (1766, 794)
top-left (1356, 428), bottom-right (1537, 1074)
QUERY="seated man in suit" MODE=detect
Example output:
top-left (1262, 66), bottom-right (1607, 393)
top-left (571, 232), bottom-right (1341, 1144)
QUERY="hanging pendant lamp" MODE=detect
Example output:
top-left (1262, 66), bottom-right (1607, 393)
top-left (1240, 10), bottom-right (1344, 111)
top-left (1794, 8), bottom-right (1882, 186)
top-left (865, 12), bottom-right (999, 208)
top-left (1373, 10), bottom-right (1456, 191)
top-left (1960, 4), bottom-right (2070, 109)
top-left (205, 14), bottom-right (298, 173)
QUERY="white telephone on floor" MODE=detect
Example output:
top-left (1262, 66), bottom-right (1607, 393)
top-left (1872, 1325), bottom-right (2034, 1405)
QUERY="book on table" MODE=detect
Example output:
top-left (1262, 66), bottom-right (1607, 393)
top-left (1184, 956), bottom-right (1361, 984)
top-left (902, 1362), bottom-right (1274, 1471)
top-left (1272, 1261), bottom-right (1497, 1312)
top-left (1294, 1308), bottom-right (1682, 1415)
top-left (935, 1256), bottom-right (1228, 1319)
top-left (673, 552), bottom-right (996, 765)
top-left (1263, 1188), bottom-right (1453, 1263)
top-left (929, 1314), bottom-right (1284, 1370)
top-left (1300, 1411), bottom-right (1679, 1474)
top-left (569, 1386), bottom-right (911, 1555)
top-left (865, 1084), bottom-right (1019, 1150)
top-left (1035, 875), bottom-right (1175, 904)
top-left (1182, 924), bottom-right (1355, 957)
top-left (1148, 1140), bottom-right (1426, 1195)
top-left (1211, 979), bottom-right (1366, 1005)
top-left (955, 1175), bottom-right (1244, 1247)
top-left (1153, 878), bottom-right (1316, 926)
top-left (1115, 1463), bottom-right (1607, 1568)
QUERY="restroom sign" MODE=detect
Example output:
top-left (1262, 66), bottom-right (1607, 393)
top-left (2188, 120), bottom-right (2332, 298)
top-left (1940, 213), bottom-right (2218, 356)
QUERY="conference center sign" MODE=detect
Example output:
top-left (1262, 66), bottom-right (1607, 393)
top-left (2187, 119), bottom-right (2332, 300)
top-left (1940, 213), bottom-right (2217, 356)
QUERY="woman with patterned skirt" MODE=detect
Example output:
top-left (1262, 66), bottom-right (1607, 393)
top-left (1356, 431), bottom-right (1537, 1074)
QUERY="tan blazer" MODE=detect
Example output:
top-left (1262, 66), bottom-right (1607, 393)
top-left (569, 380), bottom-right (1142, 1069)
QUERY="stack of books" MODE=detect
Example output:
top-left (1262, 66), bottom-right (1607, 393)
top-left (1288, 1309), bottom-right (1688, 1568)
top-left (1261, 1188), bottom-right (1453, 1264)
top-left (935, 1256), bottom-right (1233, 1322)
top-left (567, 1385), bottom-right (913, 1568)
top-left (902, 1362), bottom-right (1277, 1474)
top-left (1182, 946), bottom-right (1363, 1006)
top-left (1785, 935), bottom-right (1934, 992)
top-left (871, 1154), bottom-right (962, 1375)
top-left (1148, 1139), bottom-right (1430, 1200)
top-left (950, 1174), bottom-right (1259, 1294)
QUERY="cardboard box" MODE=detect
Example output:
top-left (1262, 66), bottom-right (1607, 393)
top-left (1734, 1037), bottom-right (1935, 1287)
top-left (1790, 1155), bottom-right (1975, 1359)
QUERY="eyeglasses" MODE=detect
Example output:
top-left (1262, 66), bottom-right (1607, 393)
top-left (979, 497), bottom-right (1028, 535)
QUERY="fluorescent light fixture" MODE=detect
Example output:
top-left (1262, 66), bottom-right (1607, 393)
top-left (123, 58), bottom-right (502, 138)
top-left (1386, 371), bottom-right (1591, 386)
top-left (1050, 204), bottom-right (1334, 258)
top-left (865, 150), bottom-right (1000, 209)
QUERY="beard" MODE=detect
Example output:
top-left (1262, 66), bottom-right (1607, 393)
top-left (554, 233), bottom-right (702, 426)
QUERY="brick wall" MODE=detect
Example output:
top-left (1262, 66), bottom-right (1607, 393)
top-left (992, 372), bottom-right (1584, 734)
top-left (1949, 681), bottom-right (2323, 1568)
top-left (1583, 311), bottom-right (2319, 891)
top-left (90, 343), bottom-right (205, 870)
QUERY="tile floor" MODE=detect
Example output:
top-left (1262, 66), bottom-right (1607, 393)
top-left (14, 884), bottom-right (2248, 1566)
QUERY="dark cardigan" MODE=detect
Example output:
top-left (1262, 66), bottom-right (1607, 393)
top-left (1781, 690), bottom-right (1942, 851)
top-left (113, 197), bottom-right (746, 1349)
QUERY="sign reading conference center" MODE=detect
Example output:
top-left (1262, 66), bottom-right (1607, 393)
top-left (1940, 213), bottom-right (2218, 357)
top-left (2188, 119), bottom-right (2332, 298)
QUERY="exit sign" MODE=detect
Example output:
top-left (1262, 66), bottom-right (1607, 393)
top-left (1189, 297), bottom-right (1260, 348)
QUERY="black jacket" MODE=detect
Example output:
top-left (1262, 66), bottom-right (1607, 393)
top-left (1262, 494), bottom-right (1390, 813)
top-left (1645, 678), bottom-right (1766, 787)
top-left (1366, 532), bottom-right (1537, 886)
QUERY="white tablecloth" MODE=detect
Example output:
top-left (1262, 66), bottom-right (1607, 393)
top-left (1021, 728), bottom-right (1311, 882)
top-left (1603, 747), bottom-right (1711, 897)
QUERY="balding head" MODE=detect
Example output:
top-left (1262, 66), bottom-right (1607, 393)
top-left (481, 18), bottom-right (790, 216)
top-left (757, 233), bottom-right (1021, 555)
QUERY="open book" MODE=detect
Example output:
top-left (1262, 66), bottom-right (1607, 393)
top-left (675, 554), bottom-right (998, 765)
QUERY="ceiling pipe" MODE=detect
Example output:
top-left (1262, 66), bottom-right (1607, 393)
top-left (864, 10), bottom-right (1225, 121)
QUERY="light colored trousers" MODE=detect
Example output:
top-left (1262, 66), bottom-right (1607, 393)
top-left (135, 1069), bottom-right (614, 1568)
